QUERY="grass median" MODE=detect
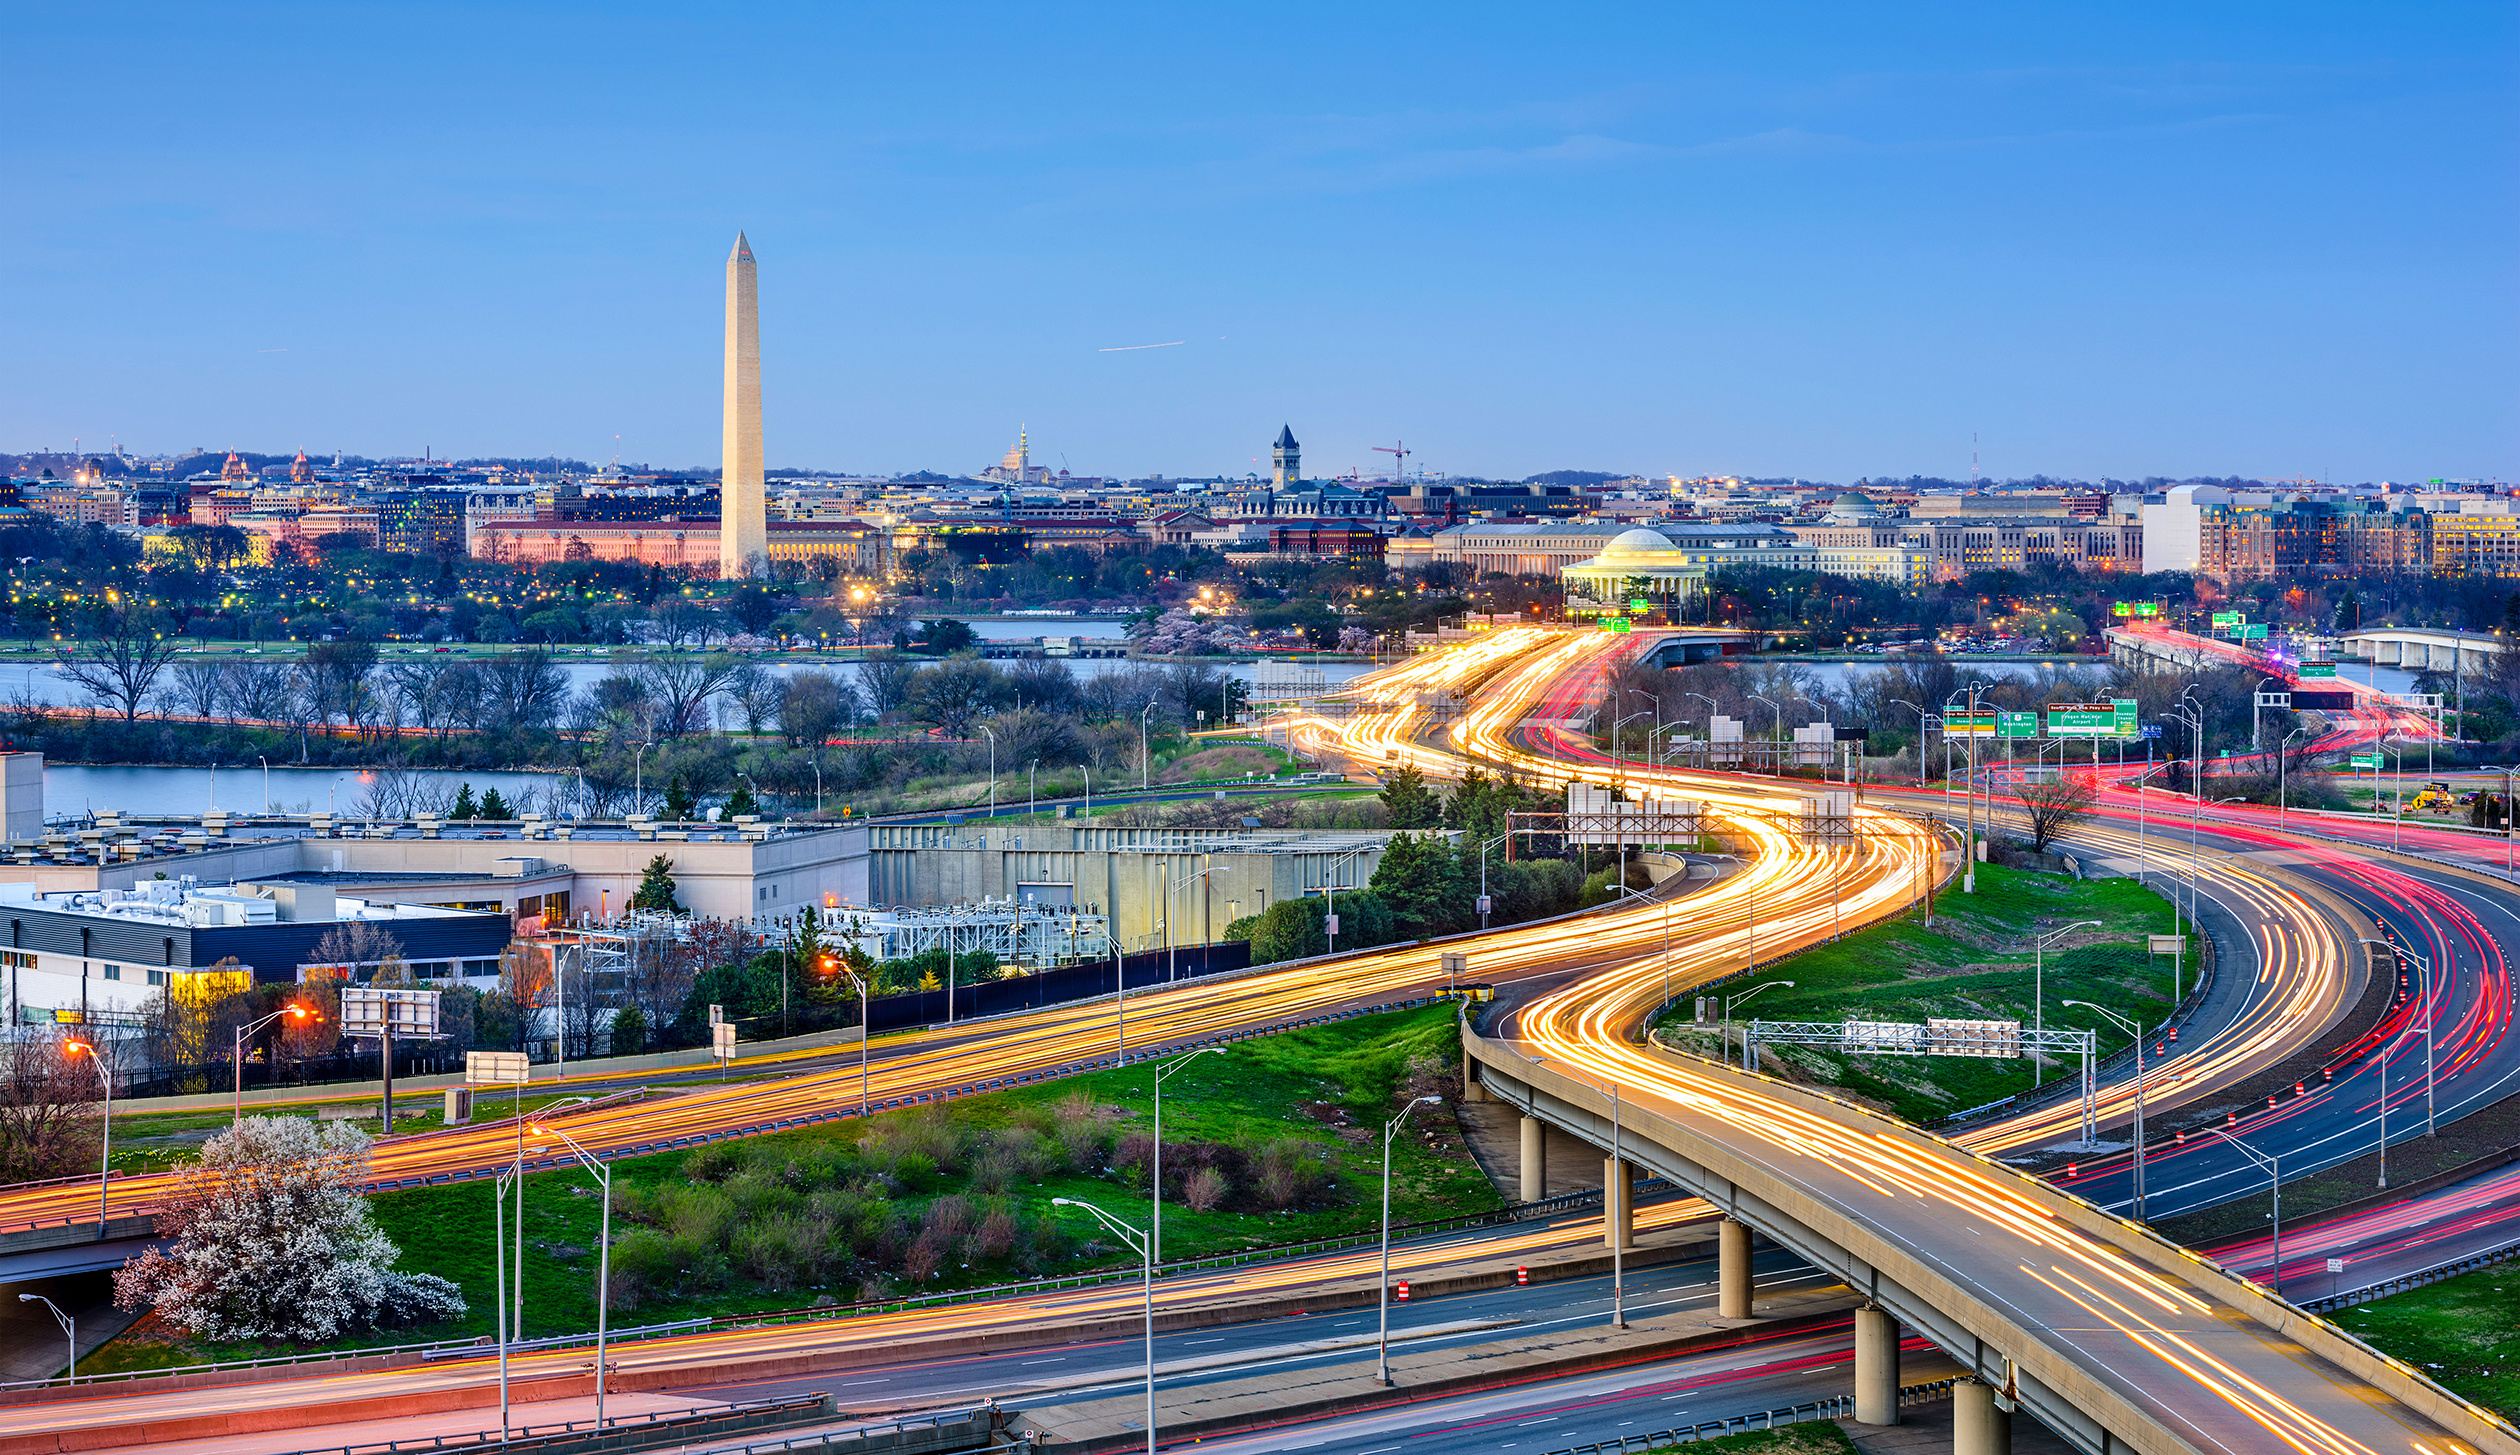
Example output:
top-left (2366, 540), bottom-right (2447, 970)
top-left (91, 1003), bottom-right (1499, 1374)
top-left (1653, 863), bottom-right (2185, 1123)
top-left (2329, 1267), bottom-right (2520, 1421)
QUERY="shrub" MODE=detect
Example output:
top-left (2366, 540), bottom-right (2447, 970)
top-left (978, 1205), bottom-right (1019, 1260)
top-left (1183, 1167), bottom-right (1228, 1212)
top-left (683, 1143), bottom-right (741, 1182)
top-left (1255, 1139), bottom-right (1332, 1209)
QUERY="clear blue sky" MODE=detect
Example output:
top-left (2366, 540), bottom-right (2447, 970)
top-left (4, 2), bottom-right (2512, 483)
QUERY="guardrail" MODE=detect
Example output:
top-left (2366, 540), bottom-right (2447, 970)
top-left (1544, 1376), bottom-right (1962, 1452)
top-left (0, 1316), bottom-right (716, 1394)
top-left (260, 1391), bottom-right (833, 1455)
top-left (2300, 1237), bottom-right (2520, 1314)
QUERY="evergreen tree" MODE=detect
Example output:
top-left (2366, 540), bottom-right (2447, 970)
top-left (631, 854), bottom-right (683, 913)
top-left (607, 1004), bottom-right (647, 1056)
top-left (1378, 763), bottom-right (1442, 829)
top-left (662, 774), bottom-right (699, 820)
top-left (477, 788), bottom-right (513, 820)
top-left (446, 784), bottom-right (479, 821)
top-left (724, 780), bottom-right (760, 819)
top-left (1367, 831), bottom-right (1469, 940)
top-left (2333, 586), bottom-right (2363, 633)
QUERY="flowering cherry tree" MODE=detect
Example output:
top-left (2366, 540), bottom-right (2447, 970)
top-left (114, 1117), bottom-right (464, 1343)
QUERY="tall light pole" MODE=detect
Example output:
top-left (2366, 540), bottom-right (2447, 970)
top-left (1683, 692), bottom-right (1718, 771)
top-left (62, 1041), bottom-right (110, 1236)
top-left (1749, 693), bottom-right (1782, 777)
top-left (1028, 759), bottom-right (1039, 820)
top-left (17, 1294), bottom-right (71, 1379)
top-left (2277, 727), bottom-right (2308, 823)
top-left (531, 1118), bottom-right (613, 1427)
top-left (1139, 702), bottom-right (1156, 790)
top-left (632, 740), bottom-right (652, 818)
top-left (834, 955), bottom-right (871, 1115)
top-left (2361, 939), bottom-right (2437, 1138)
top-left (1052, 1198), bottom-right (1154, 1455)
top-left (979, 723), bottom-right (997, 815)
top-left (1376, 1096), bottom-right (1445, 1383)
top-left (257, 755), bottom-right (269, 813)
top-left (1476, 832), bottom-right (1510, 929)
top-left (2197, 1127), bottom-right (2281, 1295)
top-left (1151, 1047), bottom-right (1225, 1262)
top-left (1724, 980), bottom-right (1796, 1070)
top-left (1889, 699), bottom-right (1929, 788)
top-left (2064, 1000), bottom-right (2148, 1219)
top-left (2029, 922), bottom-right (2102, 1078)
top-left (232, 1004), bottom-right (311, 1128)
top-left (1534, 1055), bottom-right (1627, 1327)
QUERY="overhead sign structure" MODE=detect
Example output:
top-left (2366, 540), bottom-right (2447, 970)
top-left (2299, 662), bottom-right (2339, 680)
top-left (2046, 701), bottom-right (2140, 739)
top-left (2111, 601), bottom-right (2163, 618)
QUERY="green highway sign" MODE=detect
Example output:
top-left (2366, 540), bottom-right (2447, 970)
top-left (1998, 711), bottom-right (2039, 739)
top-left (2236, 624), bottom-right (2269, 640)
top-left (2047, 701), bottom-right (2138, 738)
top-left (1945, 710), bottom-right (1999, 737)
top-left (2299, 662), bottom-right (2338, 680)
top-left (1597, 618), bottom-right (1632, 634)
top-left (2350, 754), bottom-right (2381, 770)
top-left (2111, 601), bottom-right (2163, 618)
top-left (1628, 597), bottom-right (1652, 611)
top-left (2211, 610), bottom-right (2244, 627)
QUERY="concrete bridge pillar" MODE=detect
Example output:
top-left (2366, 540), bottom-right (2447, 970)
top-left (1518, 1115), bottom-right (1546, 1203)
top-left (1953, 1377), bottom-right (2011, 1454)
top-left (1718, 1218), bottom-right (1753, 1319)
top-left (1603, 1156), bottom-right (1635, 1250)
top-left (1853, 1305), bottom-right (1900, 1425)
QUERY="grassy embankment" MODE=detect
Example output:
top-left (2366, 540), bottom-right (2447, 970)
top-left (2330, 1268), bottom-right (2520, 1422)
top-left (1653, 863), bottom-right (2185, 1122)
top-left (92, 1004), bottom-right (1497, 1373)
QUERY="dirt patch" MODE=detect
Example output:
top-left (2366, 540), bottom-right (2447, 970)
top-left (1295, 1100), bottom-right (1351, 1126)
top-left (1158, 746), bottom-right (1277, 784)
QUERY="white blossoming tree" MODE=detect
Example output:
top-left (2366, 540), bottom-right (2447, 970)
top-left (113, 1116), bottom-right (464, 1344)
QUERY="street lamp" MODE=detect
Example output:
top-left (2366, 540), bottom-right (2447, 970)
top-left (1151, 1047), bottom-right (1225, 1262)
top-left (232, 1004), bottom-right (312, 1127)
top-left (2029, 922), bottom-right (2102, 1066)
top-left (979, 723), bottom-right (997, 815)
top-left (1748, 693), bottom-right (1782, 776)
top-left (257, 755), bottom-right (269, 813)
top-left (632, 740), bottom-right (653, 818)
top-left (2195, 1126), bottom-right (2281, 1296)
top-left (1052, 1198), bottom-right (1155, 1455)
top-left (1476, 832), bottom-right (1511, 929)
top-left (2277, 727), bottom-right (2308, 823)
top-left (1533, 1055), bottom-right (1628, 1328)
top-left (2190, 795), bottom-right (2245, 935)
top-left (61, 1041), bottom-right (110, 1236)
top-left (530, 1119), bottom-right (613, 1427)
top-left (832, 954), bottom-right (871, 1115)
top-left (1376, 1096), bottom-right (1445, 1383)
top-left (1139, 702), bottom-right (1156, 790)
top-left (17, 1294), bottom-right (72, 1379)
top-left (1889, 699), bottom-right (1930, 789)
top-left (1682, 692), bottom-right (1718, 770)
top-left (2360, 939), bottom-right (2437, 1139)
top-left (2063, 1000), bottom-right (2149, 1219)
top-left (1723, 980), bottom-right (1796, 1070)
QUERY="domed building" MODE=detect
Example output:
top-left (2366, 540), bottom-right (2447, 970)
top-left (1559, 527), bottom-right (1707, 618)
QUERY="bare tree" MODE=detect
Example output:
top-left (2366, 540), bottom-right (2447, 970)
top-left (55, 609), bottom-right (183, 722)
top-left (858, 655), bottom-right (920, 718)
top-left (2014, 776), bottom-right (2098, 854)
top-left (635, 652), bottom-right (743, 738)
top-left (227, 660), bottom-right (298, 724)
top-left (649, 599), bottom-right (718, 651)
top-left (309, 920), bottom-right (408, 974)
top-left (724, 663), bottom-right (787, 737)
top-left (0, 1037), bottom-right (103, 1183)
top-left (166, 659), bottom-right (230, 721)
top-left (479, 648), bottom-right (568, 733)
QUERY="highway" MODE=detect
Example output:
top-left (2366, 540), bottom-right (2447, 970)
top-left (6, 623), bottom-right (2511, 1453)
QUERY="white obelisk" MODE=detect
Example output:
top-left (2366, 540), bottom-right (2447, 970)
top-left (720, 232), bottom-right (767, 580)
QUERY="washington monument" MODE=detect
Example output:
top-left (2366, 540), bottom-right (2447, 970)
top-left (720, 232), bottom-right (767, 579)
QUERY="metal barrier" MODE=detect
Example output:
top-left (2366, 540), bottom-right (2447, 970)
top-left (1545, 1377), bottom-right (1962, 1452)
top-left (2301, 1236), bottom-right (2520, 1314)
top-left (260, 1391), bottom-right (831, 1455)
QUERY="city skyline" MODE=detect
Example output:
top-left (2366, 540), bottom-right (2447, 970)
top-left (1, 4), bottom-right (2512, 483)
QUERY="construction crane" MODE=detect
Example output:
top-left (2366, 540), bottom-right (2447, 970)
top-left (1373, 440), bottom-right (1411, 485)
